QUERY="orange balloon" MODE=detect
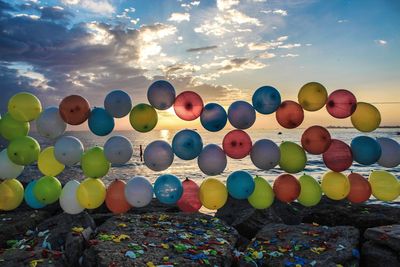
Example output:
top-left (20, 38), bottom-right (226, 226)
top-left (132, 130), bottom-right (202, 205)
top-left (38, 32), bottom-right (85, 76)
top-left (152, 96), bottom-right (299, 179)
top-left (275, 100), bottom-right (304, 129)
top-left (273, 174), bottom-right (301, 202)
top-left (59, 95), bottom-right (91, 125)
top-left (105, 180), bottom-right (131, 214)
top-left (347, 173), bottom-right (371, 203)
top-left (301, 125), bottom-right (332, 154)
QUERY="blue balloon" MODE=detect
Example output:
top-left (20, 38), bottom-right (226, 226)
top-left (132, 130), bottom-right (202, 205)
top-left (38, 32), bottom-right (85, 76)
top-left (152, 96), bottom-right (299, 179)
top-left (88, 107), bottom-right (115, 136)
top-left (147, 80), bottom-right (176, 110)
top-left (104, 90), bottom-right (132, 118)
top-left (24, 180), bottom-right (46, 209)
top-left (351, 136), bottom-right (382, 165)
top-left (172, 130), bottom-right (203, 160)
top-left (200, 103), bottom-right (227, 132)
top-left (154, 174), bottom-right (183, 204)
top-left (228, 101), bottom-right (256, 129)
top-left (227, 170), bottom-right (255, 199)
top-left (252, 86), bottom-right (281, 114)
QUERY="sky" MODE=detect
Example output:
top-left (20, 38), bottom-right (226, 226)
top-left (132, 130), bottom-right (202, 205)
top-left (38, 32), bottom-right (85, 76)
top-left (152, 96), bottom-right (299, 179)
top-left (0, 0), bottom-right (399, 130)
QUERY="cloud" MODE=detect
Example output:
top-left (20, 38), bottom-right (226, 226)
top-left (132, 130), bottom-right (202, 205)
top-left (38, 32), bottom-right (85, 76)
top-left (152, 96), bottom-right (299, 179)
top-left (61, 0), bottom-right (115, 15)
top-left (337, 19), bottom-right (348, 23)
top-left (281, 53), bottom-right (299, 57)
top-left (168, 12), bottom-right (190, 23)
top-left (186, 45), bottom-right (218, 52)
top-left (248, 41), bottom-right (281, 51)
top-left (278, 43), bottom-right (301, 49)
top-left (216, 0), bottom-right (239, 11)
top-left (258, 52), bottom-right (276, 59)
top-left (375, 39), bottom-right (387, 46)
top-left (260, 9), bottom-right (288, 16)
top-left (40, 6), bottom-right (73, 21)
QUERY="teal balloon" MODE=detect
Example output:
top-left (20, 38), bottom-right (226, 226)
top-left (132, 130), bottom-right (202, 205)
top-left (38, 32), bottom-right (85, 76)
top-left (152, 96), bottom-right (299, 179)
top-left (227, 170), bottom-right (255, 199)
top-left (154, 174), bottom-right (183, 204)
top-left (351, 136), bottom-right (381, 165)
top-left (88, 107), bottom-right (114, 136)
top-left (24, 180), bottom-right (46, 209)
top-left (172, 129), bottom-right (203, 160)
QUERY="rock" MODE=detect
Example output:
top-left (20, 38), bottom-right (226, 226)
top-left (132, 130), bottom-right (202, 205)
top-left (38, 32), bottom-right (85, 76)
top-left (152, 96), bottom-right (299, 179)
top-left (364, 224), bottom-right (400, 253)
top-left (0, 249), bottom-right (64, 267)
top-left (82, 212), bottom-right (238, 267)
top-left (361, 241), bottom-right (400, 267)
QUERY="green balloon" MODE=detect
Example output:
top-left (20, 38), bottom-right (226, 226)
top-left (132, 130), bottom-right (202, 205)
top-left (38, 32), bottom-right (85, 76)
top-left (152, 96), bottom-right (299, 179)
top-left (279, 141), bottom-right (307, 173)
top-left (81, 146), bottom-right (110, 178)
top-left (248, 176), bottom-right (275, 209)
top-left (7, 136), bottom-right (40, 165)
top-left (129, 103), bottom-right (158, 133)
top-left (297, 174), bottom-right (322, 207)
top-left (33, 176), bottom-right (62, 204)
top-left (0, 113), bottom-right (30, 140)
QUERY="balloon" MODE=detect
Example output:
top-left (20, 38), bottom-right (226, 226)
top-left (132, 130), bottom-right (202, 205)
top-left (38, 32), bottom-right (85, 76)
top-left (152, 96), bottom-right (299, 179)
top-left (33, 176), bottom-right (62, 204)
top-left (377, 137), bottom-right (400, 168)
top-left (81, 146), bottom-right (110, 178)
top-left (59, 95), bottom-right (91, 125)
top-left (322, 139), bottom-right (353, 172)
top-left (129, 103), bottom-right (158, 132)
top-left (199, 178), bottom-right (228, 210)
top-left (248, 176), bottom-right (274, 209)
top-left (200, 103), bottom-right (227, 132)
top-left (24, 180), bottom-right (46, 209)
top-left (351, 136), bottom-right (382, 165)
top-left (0, 113), bottom-right (29, 140)
top-left (273, 174), bottom-right (301, 202)
top-left (147, 80), bottom-right (176, 110)
top-left (38, 147), bottom-right (65, 176)
top-left (276, 100), bottom-right (304, 129)
top-left (197, 144), bottom-right (227, 176)
top-left (59, 180), bottom-right (84, 214)
top-left (222, 129), bottom-right (252, 159)
top-left (0, 179), bottom-right (24, 211)
top-left (369, 170), bottom-right (399, 201)
top-left (297, 174), bottom-right (322, 207)
top-left (279, 141), bottom-right (307, 173)
top-left (301, 126), bottom-right (331, 154)
top-left (298, 82), bottom-right (328, 111)
top-left (321, 171), bottom-right (350, 200)
top-left (104, 90), bottom-right (132, 118)
top-left (351, 102), bottom-right (381, 132)
top-left (172, 129), bottom-right (203, 160)
top-left (36, 107), bottom-right (67, 139)
top-left (144, 141), bottom-right (174, 171)
top-left (88, 108), bottom-right (115, 136)
top-left (54, 136), bottom-right (84, 166)
top-left (326, 89), bottom-right (357, 118)
top-left (104, 135), bottom-right (133, 164)
top-left (125, 176), bottom-right (153, 208)
top-left (227, 101), bottom-right (256, 130)
top-left (154, 174), bottom-right (183, 204)
top-left (227, 170), bottom-right (255, 199)
top-left (177, 179), bottom-right (202, 212)
top-left (0, 149), bottom-right (24, 179)
top-left (347, 173), bottom-right (371, 203)
top-left (250, 139), bottom-right (280, 170)
top-left (77, 178), bottom-right (106, 209)
top-left (173, 91), bottom-right (204, 121)
top-left (252, 86), bottom-right (281, 114)
top-left (105, 180), bottom-right (131, 214)
top-left (7, 136), bottom-right (40, 165)
top-left (8, 92), bottom-right (42, 122)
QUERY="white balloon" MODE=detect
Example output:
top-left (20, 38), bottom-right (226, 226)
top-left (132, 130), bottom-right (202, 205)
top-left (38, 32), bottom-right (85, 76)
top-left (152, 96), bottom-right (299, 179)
top-left (0, 149), bottom-right (24, 179)
top-left (250, 139), bottom-right (280, 170)
top-left (60, 180), bottom-right (84, 214)
top-left (144, 140), bottom-right (174, 171)
top-left (54, 136), bottom-right (84, 166)
top-left (104, 90), bottom-right (132, 118)
top-left (377, 137), bottom-right (400, 168)
top-left (36, 107), bottom-right (67, 139)
top-left (125, 176), bottom-right (153, 207)
top-left (197, 144), bottom-right (227, 176)
top-left (104, 135), bottom-right (133, 164)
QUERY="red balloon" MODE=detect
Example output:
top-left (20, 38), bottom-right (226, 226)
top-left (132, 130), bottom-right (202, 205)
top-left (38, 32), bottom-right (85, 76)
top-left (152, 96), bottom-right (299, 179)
top-left (105, 180), bottom-right (131, 214)
top-left (59, 95), bottom-right (91, 125)
top-left (177, 179), bottom-right (202, 213)
top-left (322, 139), bottom-right (353, 172)
top-left (273, 174), bottom-right (301, 202)
top-left (301, 126), bottom-right (332, 154)
top-left (222, 129), bottom-right (252, 159)
top-left (326, 89), bottom-right (357, 118)
top-left (347, 173), bottom-right (371, 203)
top-left (173, 91), bottom-right (204, 121)
top-left (275, 100), bottom-right (304, 129)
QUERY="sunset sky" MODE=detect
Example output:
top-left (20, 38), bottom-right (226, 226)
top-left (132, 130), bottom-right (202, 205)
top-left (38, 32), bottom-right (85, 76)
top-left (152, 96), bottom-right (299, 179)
top-left (0, 0), bottom-right (399, 130)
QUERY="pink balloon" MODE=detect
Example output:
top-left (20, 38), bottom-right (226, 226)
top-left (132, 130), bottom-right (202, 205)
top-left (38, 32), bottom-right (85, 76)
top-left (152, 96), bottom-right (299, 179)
top-left (177, 179), bottom-right (202, 213)
top-left (222, 130), bottom-right (252, 159)
top-left (323, 139), bottom-right (353, 172)
top-left (275, 100), bottom-right (304, 129)
top-left (326, 89), bottom-right (357, 118)
top-left (173, 91), bottom-right (204, 121)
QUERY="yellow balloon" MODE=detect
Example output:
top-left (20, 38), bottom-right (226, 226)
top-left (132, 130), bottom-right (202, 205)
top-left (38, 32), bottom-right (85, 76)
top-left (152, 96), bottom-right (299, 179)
top-left (248, 176), bottom-right (274, 209)
top-left (77, 178), bottom-right (106, 209)
top-left (0, 178), bottom-right (24, 211)
top-left (321, 171), bottom-right (350, 200)
top-left (129, 103), bottom-right (158, 133)
top-left (298, 82), bottom-right (328, 111)
top-left (369, 170), bottom-right (399, 201)
top-left (297, 174), bottom-right (322, 207)
top-left (199, 178), bottom-right (228, 210)
top-left (8, 92), bottom-right (42, 122)
top-left (38, 147), bottom-right (65, 176)
top-left (351, 102), bottom-right (381, 132)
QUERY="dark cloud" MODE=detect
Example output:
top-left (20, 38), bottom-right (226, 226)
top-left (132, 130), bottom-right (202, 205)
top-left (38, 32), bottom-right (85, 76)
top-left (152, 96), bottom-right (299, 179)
top-left (40, 6), bottom-right (74, 21)
top-left (186, 45), bottom-right (218, 52)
